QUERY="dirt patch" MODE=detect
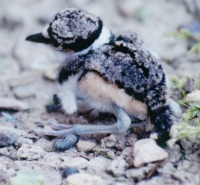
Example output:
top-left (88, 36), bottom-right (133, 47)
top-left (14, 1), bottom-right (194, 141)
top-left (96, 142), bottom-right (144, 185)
top-left (0, 0), bottom-right (199, 185)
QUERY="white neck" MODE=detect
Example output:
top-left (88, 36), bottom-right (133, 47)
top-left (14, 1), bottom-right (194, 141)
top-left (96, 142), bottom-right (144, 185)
top-left (57, 26), bottom-right (112, 61)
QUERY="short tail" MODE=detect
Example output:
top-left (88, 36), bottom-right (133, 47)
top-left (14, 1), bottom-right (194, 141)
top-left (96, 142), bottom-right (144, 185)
top-left (148, 105), bottom-right (174, 141)
top-left (144, 78), bottom-right (174, 143)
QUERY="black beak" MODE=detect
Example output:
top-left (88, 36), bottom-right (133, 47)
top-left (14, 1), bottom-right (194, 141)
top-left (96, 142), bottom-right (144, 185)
top-left (25, 33), bottom-right (51, 44)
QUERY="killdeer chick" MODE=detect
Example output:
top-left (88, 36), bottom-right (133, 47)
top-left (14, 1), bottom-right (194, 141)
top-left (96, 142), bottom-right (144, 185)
top-left (26, 7), bottom-right (181, 143)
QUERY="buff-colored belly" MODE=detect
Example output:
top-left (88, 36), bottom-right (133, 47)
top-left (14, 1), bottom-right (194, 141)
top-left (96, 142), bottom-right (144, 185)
top-left (78, 72), bottom-right (147, 120)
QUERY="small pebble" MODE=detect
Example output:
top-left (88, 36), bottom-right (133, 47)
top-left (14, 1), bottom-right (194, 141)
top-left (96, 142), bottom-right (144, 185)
top-left (0, 130), bottom-right (18, 147)
top-left (100, 134), bottom-right (117, 148)
top-left (0, 126), bottom-right (26, 136)
top-left (76, 140), bottom-right (96, 152)
top-left (44, 69), bottom-right (58, 81)
top-left (186, 90), bottom-right (200, 101)
top-left (180, 138), bottom-right (193, 151)
top-left (17, 144), bottom-right (44, 160)
top-left (53, 134), bottom-right (79, 151)
top-left (64, 173), bottom-right (102, 185)
top-left (13, 85), bottom-right (35, 99)
top-left (133, 139), bottom-right (168, 167)
top-left (15, 137), bottom-right (33, 148)
top-left (87, 157), bottom-right (111, 174)
top-left (60, 157), bottom-right (88, 169)
top-left (0, 98), bottom-right (29, 111)
top-left (115, 135), bottom-right (126, 150)
top-left (157, 163), bottom-right (176, 175)
top-left (184, 78), bottom-right (196, 93)
top-left (62, 167), bottom-right (78, 178)
top-left (1, 112), bottom-right (19, 123)
top-left (106, 157), bottom-right (128, 177)
top-left (126, 163), bottom-right (155, 181)
top-left (9, 76), bottom-right (35, 88)
top-left (166, 144), bottom-right (182, 163)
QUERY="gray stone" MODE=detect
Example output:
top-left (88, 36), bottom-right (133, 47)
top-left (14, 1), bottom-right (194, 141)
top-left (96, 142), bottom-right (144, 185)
top-left (1, 112), bottom-right (19, 123)
top-left (125, 134), bottom-right (137, 147)
top-left (62, 167), bottom-right (78, 178)
top-left (180, 138), bottom-right (193, 151)
top-left (166, 144), bottom-right (182, 163)
top-left (121, 147), bottom-right (134, 166)
top-left (53, 134), bottom-right (79, 151)
top-left (115, 135), bottom-right (126, 150)
top-left (157, 163), bottom-right (176, 175)
top-left (184, 78), bottom-right (196, 93)
top-left (0, 130), bottom-right (18, 147)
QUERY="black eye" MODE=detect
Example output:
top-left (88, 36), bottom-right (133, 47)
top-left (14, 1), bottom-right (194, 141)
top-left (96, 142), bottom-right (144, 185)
top-left (51, 39), bottom-right (60, 47)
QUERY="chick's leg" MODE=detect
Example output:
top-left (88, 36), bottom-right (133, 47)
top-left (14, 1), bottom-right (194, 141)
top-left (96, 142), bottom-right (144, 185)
top-left (32, 104), bottom-right (131, 137)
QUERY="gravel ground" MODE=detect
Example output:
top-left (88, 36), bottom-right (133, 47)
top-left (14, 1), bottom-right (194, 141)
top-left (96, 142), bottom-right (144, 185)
top-left (0, 0), bottom-right (199, 185)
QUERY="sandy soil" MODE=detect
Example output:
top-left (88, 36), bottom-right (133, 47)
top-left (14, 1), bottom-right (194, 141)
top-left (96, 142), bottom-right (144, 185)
top-left (0, 0), bottom-right (199, 185)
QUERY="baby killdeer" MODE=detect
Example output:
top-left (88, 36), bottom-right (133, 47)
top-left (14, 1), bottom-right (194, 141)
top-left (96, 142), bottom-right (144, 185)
top-left (26, 7), bottom-right (181, 143)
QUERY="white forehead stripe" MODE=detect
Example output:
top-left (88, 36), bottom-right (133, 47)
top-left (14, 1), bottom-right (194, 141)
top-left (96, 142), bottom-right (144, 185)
top-left (42, 24), bottom-right (50, 38)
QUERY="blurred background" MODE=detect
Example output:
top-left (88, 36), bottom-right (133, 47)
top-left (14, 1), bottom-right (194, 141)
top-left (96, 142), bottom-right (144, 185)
top-left (0, 0), bottom-right (200, 108)
top-left (0, 1), bottom-right (200, 184)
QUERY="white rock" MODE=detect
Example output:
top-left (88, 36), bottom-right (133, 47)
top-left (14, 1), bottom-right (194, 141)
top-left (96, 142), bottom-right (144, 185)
top-left (76, 140), bottom-right (96, 152)
top-left (0, 98), bottom-right (29, 110)
top-left (60, 157), bottom-right (88, 169)
top-left (137, 175), bottom-right (180, 185)
top-left (64, 173), bottom-right (102, 185)
top-left (106, 157), bottom-right (128, 177)
top-left (43, 68), bottom-right (58, 81)
top-left (100, 134), bottom-right (117, 148)
top-left (87, 157), bottom-right (111, 175)
top-left (13, 85), bottom-right (35, 99)
top-left (133, 139), bottom-right (168, 167)
top-left (186, 90), bottom-right (200, 101)
top-left (0, 126), bottom-right (26, 136)
top-left (9, 75), bottom-right (35, 88)
top-left (16, 136), bottom-right (33, 148)
top-left (17, 144), bottom-right (44, 160)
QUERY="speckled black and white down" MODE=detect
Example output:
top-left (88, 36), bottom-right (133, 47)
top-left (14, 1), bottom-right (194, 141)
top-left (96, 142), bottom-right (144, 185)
top-left (26, 7), bottom-right (179, 142)
top-left (58, 33), bottom-right (174, 140)
top-left (47, 7), bottom-right (103, 51)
